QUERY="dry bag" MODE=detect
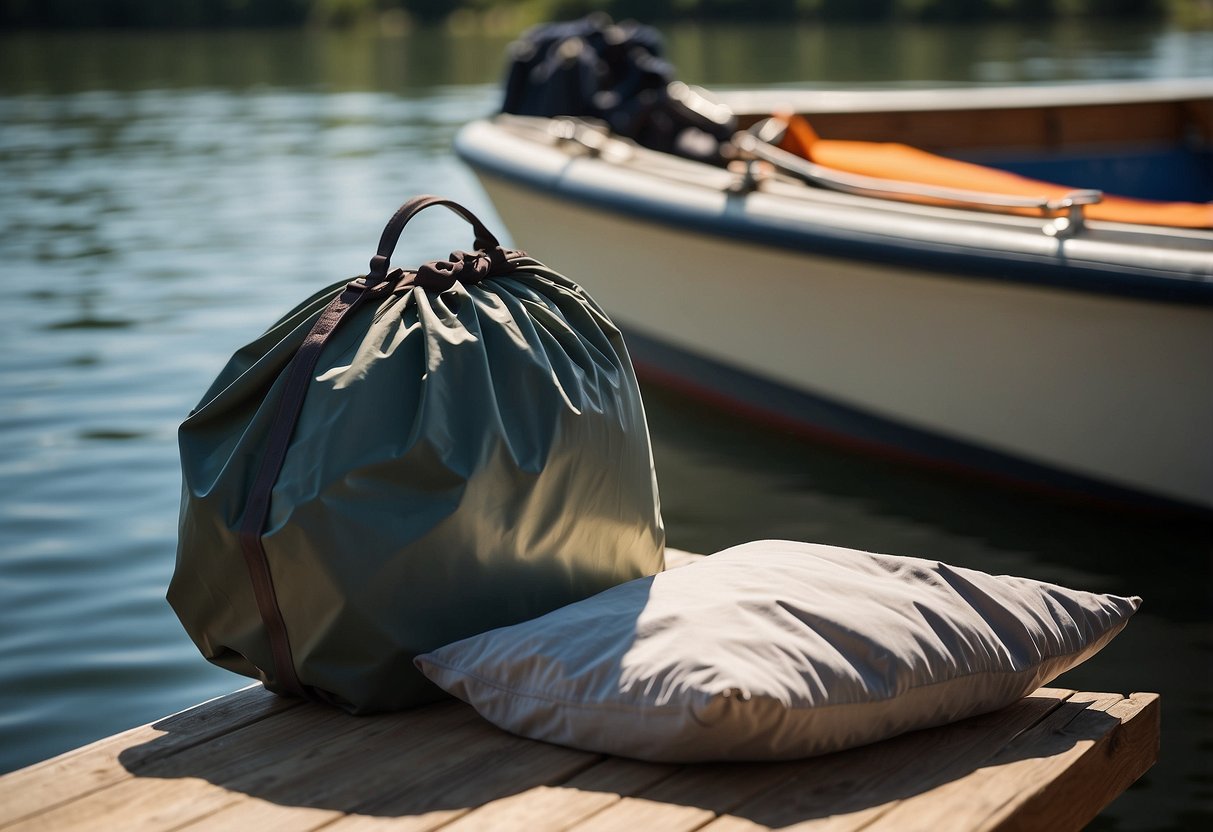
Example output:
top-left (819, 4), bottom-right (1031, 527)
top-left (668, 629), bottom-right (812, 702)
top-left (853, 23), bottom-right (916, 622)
top-left (170, 195), bottom-right (665, 712)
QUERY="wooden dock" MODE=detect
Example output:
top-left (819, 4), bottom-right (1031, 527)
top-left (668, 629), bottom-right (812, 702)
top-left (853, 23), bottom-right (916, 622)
top-left (0, 683), bottom-right (1157, 831)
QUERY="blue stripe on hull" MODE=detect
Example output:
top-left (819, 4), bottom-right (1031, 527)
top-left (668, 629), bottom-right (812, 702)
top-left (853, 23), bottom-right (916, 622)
top-left (624, 327), bottom-right (1210, 516)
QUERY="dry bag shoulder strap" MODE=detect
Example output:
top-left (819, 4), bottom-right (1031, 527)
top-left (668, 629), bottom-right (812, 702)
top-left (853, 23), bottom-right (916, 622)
top-left (238, 280), bottom-right (378, 701)
top-left (239, 194), bottom-right (511, 702)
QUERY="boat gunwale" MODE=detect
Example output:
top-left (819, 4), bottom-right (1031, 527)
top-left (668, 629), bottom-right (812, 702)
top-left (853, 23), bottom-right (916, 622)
top-left (455, 117), bottom-right (1213, 307)
top-left (710, 77), bottom-right (1213, 115)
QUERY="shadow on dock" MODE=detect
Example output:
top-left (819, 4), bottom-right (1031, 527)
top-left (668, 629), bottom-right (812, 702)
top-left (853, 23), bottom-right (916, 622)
top-left (114, 685), bottom-right (1134, 827)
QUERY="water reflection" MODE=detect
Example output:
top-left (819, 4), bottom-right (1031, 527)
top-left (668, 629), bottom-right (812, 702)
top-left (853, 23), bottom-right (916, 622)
top-left (0, 21), bottom-right (1209, 831)
top-left (0, 29), bottom-right (517, 93)
top-left (663, 19), bottom-right (1213, 86)
top-left (3, 20), bottom-right (1212, 95)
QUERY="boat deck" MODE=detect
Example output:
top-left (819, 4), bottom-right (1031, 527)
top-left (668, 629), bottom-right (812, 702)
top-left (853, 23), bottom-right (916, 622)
top-left (0, 684), bottom-right (1158, 831)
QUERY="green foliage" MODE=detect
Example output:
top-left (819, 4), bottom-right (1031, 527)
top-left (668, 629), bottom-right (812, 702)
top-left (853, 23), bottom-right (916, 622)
top-left (1084, 0), bottom-right (1165, 15)
top-left (1000, 0), bottom-right (1059, 19)
top-left (0, 0), bottom-right (312, 27)
top-left (0, 0), bottom-right (1183, 28)
top-left (816, 0), bottom-right (897, 21)
top-left (400, 0), bottom-right (456, 23)
top-left (311, 0), bottom-right (380, 27)
top-left (1167, 0), bottom-right (1213, 27)
top-left (914, 0), bottom-right (989, 20)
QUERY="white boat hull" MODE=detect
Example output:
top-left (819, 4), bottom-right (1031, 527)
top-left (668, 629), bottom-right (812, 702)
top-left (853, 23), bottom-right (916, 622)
top-left (456, 102), bottom-right (1213, 511)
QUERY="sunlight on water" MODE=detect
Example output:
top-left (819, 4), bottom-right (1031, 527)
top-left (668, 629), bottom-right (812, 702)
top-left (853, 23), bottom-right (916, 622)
top-left (0, 22), bottom-right (1209, 830)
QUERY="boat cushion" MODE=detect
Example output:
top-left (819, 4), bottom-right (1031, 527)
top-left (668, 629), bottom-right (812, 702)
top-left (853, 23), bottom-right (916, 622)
top-left (415, 539), bottom-right (1139, 762)
top-left (777, 112), bottom-right (1213, 228)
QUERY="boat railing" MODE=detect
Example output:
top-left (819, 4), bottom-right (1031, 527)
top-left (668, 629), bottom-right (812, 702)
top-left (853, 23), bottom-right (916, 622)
top-left (537, 114), bottom-right (1104, 237)
top-left (733, 125), bottom-right (1104, 238)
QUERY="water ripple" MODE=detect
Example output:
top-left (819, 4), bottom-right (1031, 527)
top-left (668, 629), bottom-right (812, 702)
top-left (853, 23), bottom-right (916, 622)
top-left (0, 26), bottom-right (1208, 831)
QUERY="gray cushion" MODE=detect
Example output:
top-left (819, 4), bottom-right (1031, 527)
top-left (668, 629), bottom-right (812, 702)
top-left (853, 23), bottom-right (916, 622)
top-left (415, 540), bottom-right (1139, 762)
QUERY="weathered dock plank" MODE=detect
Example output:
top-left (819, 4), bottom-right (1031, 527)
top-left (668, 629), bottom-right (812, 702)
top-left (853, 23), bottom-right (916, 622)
top-left (695, 687), bottom-right (1078, 832)
top-left (862, 691), bottom-right (1160, 832)
top-left (0, 684), bottom-right (298, 828)
top-left (0, 686), bottom-right (1158, 832)
top-left (436, 757), bottom-right (677, 832)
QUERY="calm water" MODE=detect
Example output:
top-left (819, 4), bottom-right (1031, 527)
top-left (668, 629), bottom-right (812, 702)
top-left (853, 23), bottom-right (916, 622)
top-left (1, 20), bottom-right (1211, 830)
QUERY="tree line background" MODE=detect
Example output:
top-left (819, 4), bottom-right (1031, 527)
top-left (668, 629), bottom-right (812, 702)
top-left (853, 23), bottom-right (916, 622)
top-left (1, 0), bottom-right (1205, 29)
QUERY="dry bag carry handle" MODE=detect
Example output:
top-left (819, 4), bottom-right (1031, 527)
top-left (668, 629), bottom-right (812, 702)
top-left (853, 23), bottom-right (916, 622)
top-left (368, 195), bottom-right (502, 281)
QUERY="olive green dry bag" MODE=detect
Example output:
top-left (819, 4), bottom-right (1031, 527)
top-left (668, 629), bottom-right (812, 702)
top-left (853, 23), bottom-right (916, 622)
top-left (170, 195), bottom-right (665, 712)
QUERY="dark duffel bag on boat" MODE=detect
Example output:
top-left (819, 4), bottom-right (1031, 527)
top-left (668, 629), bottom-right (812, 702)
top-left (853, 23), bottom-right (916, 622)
top-left (170, 195), bottom-right (665, 712)
top-left (502, 14), bottom-right (735, 163)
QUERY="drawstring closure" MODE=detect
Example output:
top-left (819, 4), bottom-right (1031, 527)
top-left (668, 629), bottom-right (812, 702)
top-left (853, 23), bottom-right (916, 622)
top-left (415, 247), bottom-right (517, 289)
